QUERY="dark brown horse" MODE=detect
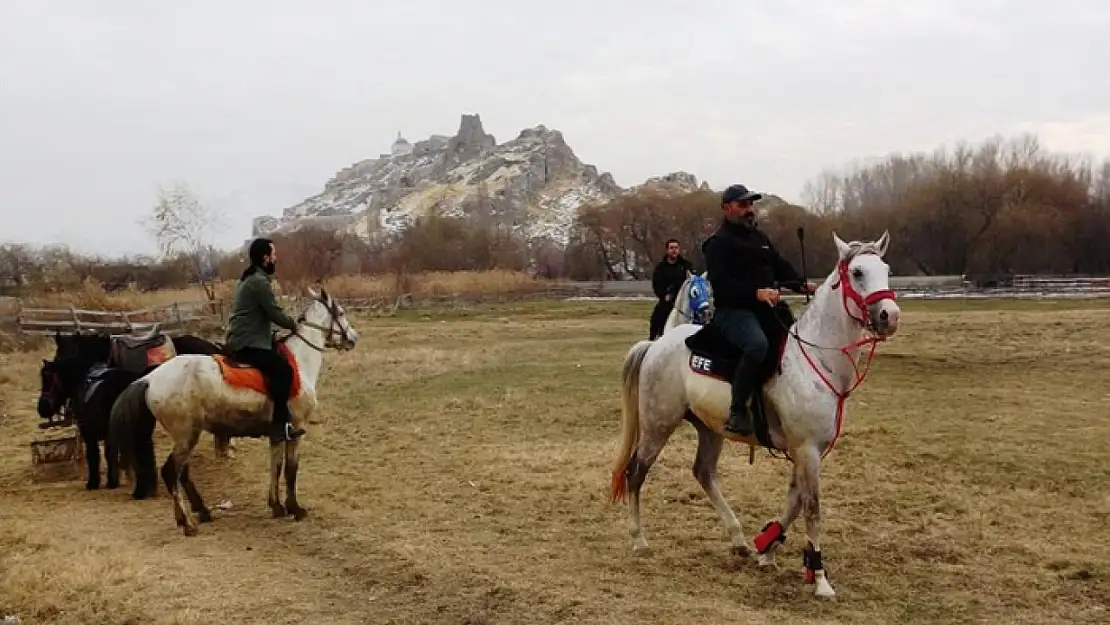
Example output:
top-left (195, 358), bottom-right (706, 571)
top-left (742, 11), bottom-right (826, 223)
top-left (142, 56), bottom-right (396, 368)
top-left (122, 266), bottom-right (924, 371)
top-left (37, 331), bottom-right (233, 491)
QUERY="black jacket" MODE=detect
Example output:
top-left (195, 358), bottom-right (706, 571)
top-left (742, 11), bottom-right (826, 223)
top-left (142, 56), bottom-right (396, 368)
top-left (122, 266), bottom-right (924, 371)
top-left (651, 255), bottom-right (695, 301)
top-left (701, 219), bottom-right (804, 311)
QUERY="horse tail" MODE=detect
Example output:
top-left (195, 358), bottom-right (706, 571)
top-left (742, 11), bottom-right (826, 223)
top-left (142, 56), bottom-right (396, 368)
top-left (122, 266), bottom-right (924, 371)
top-left (610, 339), bottom-right (652, 504)
top-left (109, 380), bottom-right (158, 499)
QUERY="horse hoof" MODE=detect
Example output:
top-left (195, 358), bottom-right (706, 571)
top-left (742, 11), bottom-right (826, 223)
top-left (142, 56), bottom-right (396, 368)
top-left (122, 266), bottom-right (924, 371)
top-left (85, 481), bottom-right (100, 491)
top-left (106, 480), bottom-right (119, 490)
top-left (197, 509), bottom-right (213, 523)
top-left (757, 552), bottom-right (777, 568)
top-left (632, 544), bottom-right (652, 557)
top-left (731, 545), bottom-right (752, 558)
top-left (287, 506), bottom-right (309, 521)
top-left (183, 524), bottom-right (199, 537)
top-left (814, 581), bottom-right (836, 599)
top-left (270, 504), bottom-right (287, 518)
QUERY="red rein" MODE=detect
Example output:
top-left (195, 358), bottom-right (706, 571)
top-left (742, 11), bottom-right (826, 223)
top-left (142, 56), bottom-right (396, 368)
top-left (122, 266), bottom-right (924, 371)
top-left (794, 255), bottom-right (897, 460)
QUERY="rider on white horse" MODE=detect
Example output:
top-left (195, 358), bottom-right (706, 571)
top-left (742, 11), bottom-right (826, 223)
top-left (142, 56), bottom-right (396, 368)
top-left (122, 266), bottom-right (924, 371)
top-left (702, 184), bottom-right (816, 437)
top-left (224, 237), bottom-right (303, 443)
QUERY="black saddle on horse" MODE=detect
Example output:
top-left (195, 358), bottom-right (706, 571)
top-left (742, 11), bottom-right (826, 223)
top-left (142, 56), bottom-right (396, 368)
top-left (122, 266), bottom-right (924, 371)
top-left (684, 301), bottom-right (796, 448)
top-left (684, 301), bottom-right (796, 384)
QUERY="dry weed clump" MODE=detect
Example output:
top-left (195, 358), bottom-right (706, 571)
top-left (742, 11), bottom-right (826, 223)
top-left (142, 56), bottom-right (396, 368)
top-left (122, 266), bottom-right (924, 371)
top-left (16, 272), bottom-right (548, 313)
top-left (297, 270), bottom-right (551, 301)
top-left (0, 271), bottom-right (552, 352)
top-left (20, 277), bottom-right (216, 312)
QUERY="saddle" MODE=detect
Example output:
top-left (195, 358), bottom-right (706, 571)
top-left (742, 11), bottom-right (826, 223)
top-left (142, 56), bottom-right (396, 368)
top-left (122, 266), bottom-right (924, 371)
top-left (684, 302), bottom-right (796, 448)
top-left (212, 344), bottom-right (303, 399)
top-left (109, 324), bottom-right (177, 375)
top-left (81, 362), bottom-right (117, 404)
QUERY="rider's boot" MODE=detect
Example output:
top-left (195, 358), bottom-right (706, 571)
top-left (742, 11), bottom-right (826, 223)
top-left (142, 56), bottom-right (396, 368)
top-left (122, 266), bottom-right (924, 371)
top-left (270, 403), bottom-right (305, 443)
top-left (723, 360), bottom-right (759, 437)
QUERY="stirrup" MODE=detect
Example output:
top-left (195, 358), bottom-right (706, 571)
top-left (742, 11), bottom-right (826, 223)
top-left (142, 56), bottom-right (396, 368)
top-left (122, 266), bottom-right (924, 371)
top-left (284, 422), bottom-right (305, 440)
top-left (724, 407), bottom-right (753, 434)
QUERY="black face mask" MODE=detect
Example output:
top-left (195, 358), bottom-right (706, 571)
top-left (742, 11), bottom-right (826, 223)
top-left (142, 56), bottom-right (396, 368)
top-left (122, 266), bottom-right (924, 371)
top-left (262, 261), bottom-right (276, 275)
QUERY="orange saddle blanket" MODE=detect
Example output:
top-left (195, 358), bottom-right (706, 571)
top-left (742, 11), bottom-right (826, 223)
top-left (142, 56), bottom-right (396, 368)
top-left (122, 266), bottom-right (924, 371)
top-left (213, 344), bottom-right (303, 399)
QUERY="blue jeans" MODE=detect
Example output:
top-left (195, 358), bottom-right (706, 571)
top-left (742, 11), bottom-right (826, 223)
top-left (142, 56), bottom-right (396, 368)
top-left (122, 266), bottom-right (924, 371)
top-left (710, 308), bottom-right (769, 410)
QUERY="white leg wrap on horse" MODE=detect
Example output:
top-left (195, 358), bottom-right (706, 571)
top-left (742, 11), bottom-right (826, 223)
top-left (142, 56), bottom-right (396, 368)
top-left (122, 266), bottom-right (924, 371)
top-left (814, 571), bottom-right (836, 598)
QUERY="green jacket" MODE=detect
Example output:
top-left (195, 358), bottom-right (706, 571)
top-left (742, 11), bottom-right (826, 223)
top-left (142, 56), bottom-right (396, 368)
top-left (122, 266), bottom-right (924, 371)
top-left (224, 270), bottom-right (297, 352)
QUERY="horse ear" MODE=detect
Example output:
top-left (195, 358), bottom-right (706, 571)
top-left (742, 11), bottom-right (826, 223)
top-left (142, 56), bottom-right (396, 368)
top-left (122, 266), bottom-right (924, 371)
top-left (319, 286), bottom-right (330, 302)
top-left (306, 285), bottom-right (320, 300)
top-left (876, 229), bottom-right (890, 258)
top-left (833, 231), bottom-right (852, 260)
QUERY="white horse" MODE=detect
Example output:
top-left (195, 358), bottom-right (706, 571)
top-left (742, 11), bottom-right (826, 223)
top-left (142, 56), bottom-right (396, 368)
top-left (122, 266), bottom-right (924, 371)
top-left (609, 231), bottom-right (900, 598)
top-left (662, 270), bottom-right (712, 335)
top-left (108, 287), bottom-right (359, 536)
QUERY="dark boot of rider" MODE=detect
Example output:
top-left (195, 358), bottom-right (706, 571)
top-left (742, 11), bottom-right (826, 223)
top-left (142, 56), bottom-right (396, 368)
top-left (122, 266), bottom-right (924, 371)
top-left (271, 404), bottom-right (305, 443)
top-left (723, 360), bottom-right (759, 436)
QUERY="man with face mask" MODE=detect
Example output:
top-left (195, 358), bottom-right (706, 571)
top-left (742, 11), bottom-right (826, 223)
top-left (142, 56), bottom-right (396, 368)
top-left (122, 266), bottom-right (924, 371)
top-left (225, 237), bottom-right (304, 443)
top-left (702, 184), bottom-right (816, 436)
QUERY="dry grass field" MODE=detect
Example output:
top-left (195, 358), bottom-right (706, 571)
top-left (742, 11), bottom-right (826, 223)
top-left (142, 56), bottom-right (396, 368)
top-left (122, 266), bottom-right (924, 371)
top-left (1, 297), bottom-right (1108, 624)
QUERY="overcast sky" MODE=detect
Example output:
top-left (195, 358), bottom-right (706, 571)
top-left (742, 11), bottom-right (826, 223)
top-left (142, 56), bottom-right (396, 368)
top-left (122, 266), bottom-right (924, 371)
top-left (2, 0), bottom-right (1108, 257)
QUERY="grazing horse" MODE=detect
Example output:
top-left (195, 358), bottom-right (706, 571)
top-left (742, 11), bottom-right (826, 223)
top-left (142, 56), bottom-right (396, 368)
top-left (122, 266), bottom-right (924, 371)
top-left (108, 288), bottom-right (358, 536)
top-left (36, 330), bottom-right (233, 490)
top-left (609, 231), bottom-right (900, 599)
top-left (661, 270), bottom-right (712, 335)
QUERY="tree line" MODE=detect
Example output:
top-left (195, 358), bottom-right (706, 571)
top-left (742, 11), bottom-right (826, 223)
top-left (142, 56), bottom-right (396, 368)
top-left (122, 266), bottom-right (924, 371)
top-left (568, 133), bottom-right (1110, 280)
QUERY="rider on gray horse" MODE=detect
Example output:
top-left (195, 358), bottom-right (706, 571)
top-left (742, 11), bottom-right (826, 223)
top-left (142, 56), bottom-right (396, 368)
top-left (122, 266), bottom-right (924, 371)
top-left (701, 184), bottom-right (816, 436)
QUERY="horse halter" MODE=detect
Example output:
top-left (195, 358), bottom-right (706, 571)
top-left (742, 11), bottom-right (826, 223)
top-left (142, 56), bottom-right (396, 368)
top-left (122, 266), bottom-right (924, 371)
top-left (38, 360), bottom-right (65, 412)
top-left (285, 296), bottom-right (349, 352)
top-left (830, 251), bottom-right (897, 334)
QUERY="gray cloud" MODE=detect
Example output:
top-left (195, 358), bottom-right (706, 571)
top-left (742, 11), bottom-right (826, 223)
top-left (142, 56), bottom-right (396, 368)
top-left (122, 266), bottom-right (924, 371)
top-left (2, 0), bottom-right (1108, 255)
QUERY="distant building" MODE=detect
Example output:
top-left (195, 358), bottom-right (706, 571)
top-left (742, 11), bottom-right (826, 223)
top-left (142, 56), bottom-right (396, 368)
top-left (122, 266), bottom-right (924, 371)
top-left (391, 132), bottom-right (413, 157)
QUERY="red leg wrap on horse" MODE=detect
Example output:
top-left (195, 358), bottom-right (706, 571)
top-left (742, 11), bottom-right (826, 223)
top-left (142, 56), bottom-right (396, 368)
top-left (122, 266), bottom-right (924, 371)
top-left (753, 521), bottom-right (785, 554)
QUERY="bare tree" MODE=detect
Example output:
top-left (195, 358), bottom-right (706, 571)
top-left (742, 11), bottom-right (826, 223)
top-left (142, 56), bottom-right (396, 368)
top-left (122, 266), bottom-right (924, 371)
top-left (0, 244), bottom-right (36, 296)
top-left (143, 181), bottom-right (226, 300)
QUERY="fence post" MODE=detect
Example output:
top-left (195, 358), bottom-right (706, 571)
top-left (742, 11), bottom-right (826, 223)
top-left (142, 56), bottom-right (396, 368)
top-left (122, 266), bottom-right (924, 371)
top-left (69, 306), bottom-right (80, 333)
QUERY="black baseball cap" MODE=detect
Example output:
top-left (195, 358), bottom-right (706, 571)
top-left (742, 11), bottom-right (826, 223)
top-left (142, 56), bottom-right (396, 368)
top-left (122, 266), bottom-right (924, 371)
top-left (721, 184), bottom-right (762, 204)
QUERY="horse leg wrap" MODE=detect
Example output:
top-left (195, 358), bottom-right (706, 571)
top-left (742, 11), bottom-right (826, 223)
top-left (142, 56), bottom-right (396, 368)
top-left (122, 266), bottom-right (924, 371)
top-left (753, 520), bottom-right (786, 554)
top-left (802, 544), bottom-right (824, 584)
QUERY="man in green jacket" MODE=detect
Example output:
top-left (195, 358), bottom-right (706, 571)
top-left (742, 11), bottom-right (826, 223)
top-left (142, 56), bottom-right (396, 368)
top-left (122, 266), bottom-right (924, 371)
top-left (225, 237), bottom-right (304, 443)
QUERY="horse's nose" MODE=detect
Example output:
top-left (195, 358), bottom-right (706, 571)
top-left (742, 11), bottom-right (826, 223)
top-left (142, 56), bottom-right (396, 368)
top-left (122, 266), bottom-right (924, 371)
top-left (878, 307), bottom-right (900, 334)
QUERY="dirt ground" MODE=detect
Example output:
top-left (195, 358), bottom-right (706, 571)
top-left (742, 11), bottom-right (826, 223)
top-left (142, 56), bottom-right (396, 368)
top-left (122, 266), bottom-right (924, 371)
top-left (1, 299), bottom-right (1108, 624)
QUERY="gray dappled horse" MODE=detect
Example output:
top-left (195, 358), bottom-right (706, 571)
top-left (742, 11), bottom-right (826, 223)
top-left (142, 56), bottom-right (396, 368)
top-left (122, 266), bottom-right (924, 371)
top-left (610, 231), bottom-right (901, 598)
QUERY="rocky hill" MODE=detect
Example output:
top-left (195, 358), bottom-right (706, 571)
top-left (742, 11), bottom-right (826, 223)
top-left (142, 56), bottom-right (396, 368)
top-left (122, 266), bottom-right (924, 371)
top-left (252, 114), bottom-right (707, 244)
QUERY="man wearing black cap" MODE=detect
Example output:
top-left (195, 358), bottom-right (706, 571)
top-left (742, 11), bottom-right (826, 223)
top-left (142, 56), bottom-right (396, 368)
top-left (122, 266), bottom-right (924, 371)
top-left (701, 184), bottom-right (816, 436)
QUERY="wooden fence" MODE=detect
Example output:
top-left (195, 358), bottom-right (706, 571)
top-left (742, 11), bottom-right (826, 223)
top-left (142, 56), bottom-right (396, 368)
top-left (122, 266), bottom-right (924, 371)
top-left (14, 300), bottom-right (222, 336)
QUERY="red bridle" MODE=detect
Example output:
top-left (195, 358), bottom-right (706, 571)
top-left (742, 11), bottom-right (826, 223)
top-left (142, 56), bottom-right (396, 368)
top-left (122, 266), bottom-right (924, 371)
top-left (834, 254), bottom-right (898, 330)
top-left (790, 252), bottom-right (898, 460)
